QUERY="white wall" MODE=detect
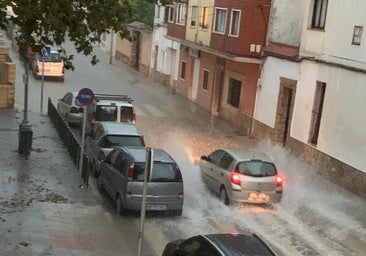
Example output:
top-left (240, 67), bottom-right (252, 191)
top-left (268, 0), bottom-right (305, 45)
top-left (255, 57), bottom-right (300, 127)
top-left (300, 0), bottom-right (366, 70)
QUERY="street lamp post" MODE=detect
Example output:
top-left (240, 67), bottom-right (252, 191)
top-left (18, 61), bottom-right (33, 156)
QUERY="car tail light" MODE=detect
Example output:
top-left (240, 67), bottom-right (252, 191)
top-left (132, 113), bottom-right (136, 124)
top-left (230, 172), bottom-right (241, 186)
top-left (127, 163), bottom-right (134, 181)
top-left (276, 175), bottom-right (283, 187)
top-left (98, 151), bottom-right (105, 161)
top-left (70, 107), bottom-right (79, 113)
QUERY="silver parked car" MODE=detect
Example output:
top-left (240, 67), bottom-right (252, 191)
top-left (98, 146), bottom-right (184, 216)
top-left (86, 121), bottom-right (145, 177)
top-left (199, 148), bottom-right (283, 205)
top-left (57, 92), bottom-right (83, 126)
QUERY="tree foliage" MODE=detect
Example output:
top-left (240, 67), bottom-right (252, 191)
top-left (0, 0), bottom-right (172, 69)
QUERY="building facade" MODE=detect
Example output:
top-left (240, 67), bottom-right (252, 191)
top-left (255, 0), bottom-right (366, 198)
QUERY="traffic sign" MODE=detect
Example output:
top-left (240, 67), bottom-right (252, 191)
top-left (77, 88), bottom-right (95, 105)
top-left (37, 46), bottom-right (51, 61)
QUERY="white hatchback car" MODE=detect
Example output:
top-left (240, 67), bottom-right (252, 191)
top-left (199, 149), bottom-right (283, 205)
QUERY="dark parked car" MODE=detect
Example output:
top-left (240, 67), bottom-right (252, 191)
top-left (98, 146), bottom-right (184, 216)
top-left (161, 232), bottom-right (277, 256)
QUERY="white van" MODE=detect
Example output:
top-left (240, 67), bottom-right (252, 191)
top-left (84, 94), bottom-right (136, 134)
top-left (32, 49), bottom-right (65, 82)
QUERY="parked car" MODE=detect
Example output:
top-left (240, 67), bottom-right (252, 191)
top-left (86, 121), bottom-right (145, 177)
top-left (199, 149), bottom-right (283, 205)
top-left (83, 94), bottom-right (136, 134)
top-left (57, 91), bottom-right (83, 126)
top-left (161, 232), bottom-right (277, 256)
top-left (98, 146), bottom-right (184, 216)
top-left (31, 47), bottom-right (65, 81)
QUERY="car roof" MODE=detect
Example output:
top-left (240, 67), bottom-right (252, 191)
top-left (220, 148), bottom-right (272, 162)
top-left (96, 99), bottom-right (133, 107)
top-left (117, 146), bottom-right (176, 163)
top-left (203, 233), bottom-right (276, 256)
top-left (97, 121), bottom-right (141, 136)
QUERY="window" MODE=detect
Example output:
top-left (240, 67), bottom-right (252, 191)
top-left (180, 61), bottom-right (187, 80)
top-left (164, 7), bottom-right (169, 23)
top-left (191, 6), bottom-right (197, 26)
top-left (311, 0), bottom-right (328, 29)
top-left (218, 153), bottom-right (233, 170)
top-left (176, 3), bottom-right (186, 25)
top-left (202, 69), bottom-right (209, 90)
top-left (229, 10), bottom-right (241, 36)
top-left (156, 4), bottom-right (161, 19)
top-left (352, 26), bottom-right (363, 45)
top-left (168, 5), bottom-right (174, 23)
top-left (214, 8), bottom-right (227, 33)
top-left (201, 7), bottom-right (209, 29)
top-left (227, 78), bottom-right (241, 108)
top-left (309, 82), bottom-right (326, 145)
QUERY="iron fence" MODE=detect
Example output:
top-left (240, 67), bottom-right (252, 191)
top-left (47, 97), bottom-right (89, 182)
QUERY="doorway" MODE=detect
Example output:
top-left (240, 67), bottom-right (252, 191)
top-left (274, 78), bottom-right (297, 145)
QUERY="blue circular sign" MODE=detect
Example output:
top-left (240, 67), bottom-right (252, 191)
top-left (77, 88), bottom-right (94, 105)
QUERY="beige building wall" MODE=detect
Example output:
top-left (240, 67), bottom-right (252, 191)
top-left (186, 0), bottom-right (214, 45)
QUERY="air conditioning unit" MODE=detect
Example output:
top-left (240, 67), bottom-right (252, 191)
top-left (189, 48), bottom-right (200, 57)
top-left (250, 44), bottom-right (256, 52)
top-left (256, 45), bottom-right (262, 53)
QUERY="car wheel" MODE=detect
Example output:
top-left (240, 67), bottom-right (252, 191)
top-left (116, 195), bottom-right (127, 216)
top-left (220, 187), bottom-right (230, 205)
top-left (97, 175), bottom-right (104, 191)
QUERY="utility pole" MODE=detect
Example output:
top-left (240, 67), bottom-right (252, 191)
top-left (18, 61), bottom-right (33, 157)
top-left (109, 30), bottom-right (114, 65)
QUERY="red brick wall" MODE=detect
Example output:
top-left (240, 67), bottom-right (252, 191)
top-left (226, 61), bottom-right (260, 115)
top-left (167, 23), bottom-right (186, 40)
top-left (197, 52), bottom-right (216, 98)
top-left (178, 46), bottom-right (195, 88)
top-left (211, 0), bottom-right (271, 56)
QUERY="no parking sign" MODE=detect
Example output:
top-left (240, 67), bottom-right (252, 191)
top-left (77, 88), bottom-right (94, 105)
top-left (77, 87), bottom-right (94, 186)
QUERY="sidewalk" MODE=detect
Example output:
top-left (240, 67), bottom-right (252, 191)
top-left (0, 109), bottom-right (104, 255)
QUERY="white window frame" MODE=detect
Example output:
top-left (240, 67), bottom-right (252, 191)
top-left (168, 5), bottom-right (175, 23)
top-left (229, 9), bottom-right (241, 37)
top-left (213, 8), bottom-right (227, 34)
top-left (176, 3), bottom-right (186, 25)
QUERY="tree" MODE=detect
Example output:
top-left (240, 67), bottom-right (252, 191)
top-left (0, 0), bottom-right (172, 69)
top-left (128, 0), bottom-right (155, 28)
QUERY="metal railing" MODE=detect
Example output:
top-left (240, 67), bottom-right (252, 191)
top-left (47, 97), bottom-right (89, 182)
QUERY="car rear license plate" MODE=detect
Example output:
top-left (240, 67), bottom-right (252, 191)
top-left (249, 193), bottom-right (269, 202)
top-left (146, 204), bottom-right (167, 210)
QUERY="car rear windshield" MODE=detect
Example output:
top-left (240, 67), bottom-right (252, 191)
top-left (99, 135), bottom-right (145, 148)
top-left (120, 106), bottom-right (134, 122)
top-left (133, 162), bottom-right (182, 182)
top-left (237, 160), bottom-right (277, 177)
top-left (95, 106), bottom-right (117, 121)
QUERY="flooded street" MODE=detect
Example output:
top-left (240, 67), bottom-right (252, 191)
top-left (1, 35), bottom-right (365, 255)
